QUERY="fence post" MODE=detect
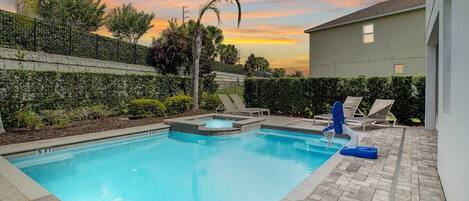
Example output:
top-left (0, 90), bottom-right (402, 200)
top-left (33, 18), bottom-right (37, 51)
top-left (95, 35), bottom-right (99, 59)
top-left (116, 40), bottom-right (119, 62)
top-left (69, 25), bottom-right (72, 56)
top-left (134, 44), bottom-right (137, 64)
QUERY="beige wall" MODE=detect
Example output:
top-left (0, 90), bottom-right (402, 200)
top-left (309, 9), bottom-right (426, 77)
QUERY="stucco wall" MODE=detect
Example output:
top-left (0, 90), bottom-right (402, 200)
top-left (309, 9), bottom-right (426, 77)
top-left (0, 47), bottom-right (158, 75)
top-left (426, 0), bottom-right (469, 201)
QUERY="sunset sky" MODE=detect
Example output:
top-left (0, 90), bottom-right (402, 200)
top-left (0, 0), bottom-right (384, 74)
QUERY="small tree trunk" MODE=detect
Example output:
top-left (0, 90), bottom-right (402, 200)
top-left (192, 27), bottom-right (203, 111)
top-left (0, 113), bottom-right (5, 134)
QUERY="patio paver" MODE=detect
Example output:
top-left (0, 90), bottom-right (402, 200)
top-left (302, 127), bottom-right (445, 201)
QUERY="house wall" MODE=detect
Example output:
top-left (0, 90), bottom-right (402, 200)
top-left (309, 9), bottom-right (426, 77)
top-left (426, 0), bottom-right (469, 201)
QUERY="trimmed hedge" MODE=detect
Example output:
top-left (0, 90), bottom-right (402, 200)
top-left (244, 76), bottom-right (426, 125)
top-left (164, 94), bottom-right (193, 115)
top-left (0, 10), bottom-right (149, 65)
top-left (0, 70), bottom-right (217, 127)
top-left (128, 99), bottom-right (166, 118)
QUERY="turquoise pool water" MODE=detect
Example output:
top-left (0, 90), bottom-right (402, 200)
top-left (9, 129), bottom-right (348, 201)
top-left (200, 118), bottom-right (235, 128)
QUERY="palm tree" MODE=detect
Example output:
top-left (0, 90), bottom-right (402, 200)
top-left (191, 0), bottom-right (241, 111)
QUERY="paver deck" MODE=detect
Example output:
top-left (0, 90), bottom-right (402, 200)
top-left (0, 116), bottom-right (445, 201)
top-left (302, 127), bottom-right (445, 201)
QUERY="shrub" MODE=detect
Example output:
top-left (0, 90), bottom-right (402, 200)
top-left (0, 70), bottom-right (217, 127)
top-left (201, 92), bottom-right (221, 111)
top-left (39, 109), bottom-right (72, 128)
top-left (87, 105), bottom-right (113, 119)
top-left (15, 111), bottom-right (44, 130)
top-left (164, 94), bottom-right (193, 115)
top-left (69, 105), bottom-right (113, 121)
top-left (128, 99), bottom-right (166, 118)
top-left (69, 107), bottom-right (92, 122)
top-left (244, 76), bottom-right (426, 125)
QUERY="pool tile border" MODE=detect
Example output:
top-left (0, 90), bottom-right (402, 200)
top-left (277, 125), bottom-right (367, 201)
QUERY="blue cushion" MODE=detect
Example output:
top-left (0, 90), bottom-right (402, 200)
top-left (340, 146), bottom-right (378, 159)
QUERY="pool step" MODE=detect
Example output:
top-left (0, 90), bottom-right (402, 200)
top-left (293, 142), bottom-right (338, 155)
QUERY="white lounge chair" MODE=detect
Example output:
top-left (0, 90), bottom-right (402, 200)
top-left (346, 99), bottom-right (396, 131)
top-left (218, 94), bottom-right (262, 116)
top-left (228, 94), bottom-right (270, 116)
top-left (313, 96), bottom-right (364, 126)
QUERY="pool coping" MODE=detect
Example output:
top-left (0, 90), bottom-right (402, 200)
top-left (164, 113), bottom-right (265, 135)
top-left (276, 124), bottom-right (367, 201)
top-left (0, 118), bottom-right (362, 201)
top-left (0, 123), bottom-right (170, 201)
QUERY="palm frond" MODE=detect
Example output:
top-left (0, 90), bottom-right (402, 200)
top-left (197, 0), bottom-right (241, 28)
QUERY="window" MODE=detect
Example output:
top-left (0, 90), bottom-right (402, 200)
top-left (363, 24), bottom-right (374, 44)
top-left (394, 64), bottom-right (405, 74)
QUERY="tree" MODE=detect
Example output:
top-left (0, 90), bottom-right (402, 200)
top-left (290, 70), bottom-right (304, 77)
top-left (149, 19), bottom-right (216, 75)
top-left (217, 44), bottom-right (239, 65)
top-left (39, 0), bottom-right (106, 32)
top-left (149, 19), bottom-right (191, 75)
top-left (255, 57), bottom-right (269, 72)
top-left (289, 70), bottom-right (304, 77)
top-left (106, 3), bottom-right (155, 44)
top-left (272, 68), bottom-right (286, 78)
top-left (191, 0), bottom-right (241, 111)
top-left (206, 25), bottom-right (224, 47)
top-left (11, 0), bottom-right (39, 17)
top-left (244, 53), bottom-right (270, 72)
top-left (244, 54), bottom-right (257, 74)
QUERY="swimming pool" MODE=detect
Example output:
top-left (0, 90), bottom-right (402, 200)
top-left (8, 129), bottom-right (348, 201)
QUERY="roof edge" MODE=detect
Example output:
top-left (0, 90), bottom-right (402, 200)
top-left (304, 5), bottom-right (425, 33)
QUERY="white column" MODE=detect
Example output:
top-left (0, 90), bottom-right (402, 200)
top-left (425, 45), bottom-right (437, 130)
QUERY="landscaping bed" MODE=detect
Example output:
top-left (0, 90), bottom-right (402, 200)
top-left (0, 112), bottom-right (206, 146)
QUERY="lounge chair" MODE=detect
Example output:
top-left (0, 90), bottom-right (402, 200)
top-left (228, 94), bottom-right (270, 116)
top-left (346, 99), bottom-right (396, 131)
top-left (217, 94), bottom-right (262, 116)
top-left (313, 96), bottom-right (364, 126)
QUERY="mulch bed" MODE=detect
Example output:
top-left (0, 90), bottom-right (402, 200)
top-left (0, 112), bottom-right (207, 146)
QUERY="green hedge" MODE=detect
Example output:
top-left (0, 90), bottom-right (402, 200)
top-left (0, 10), bottom-right (149, 65)
top-left (244, 76), bottom-right (426, 125)
top-left (0, 70), bottom-right (217, 127)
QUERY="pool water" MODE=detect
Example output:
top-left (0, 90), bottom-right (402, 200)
top-left (200, 118), bottom-right (235, 128)
top-left (9, 129), bottom-right (348, 201)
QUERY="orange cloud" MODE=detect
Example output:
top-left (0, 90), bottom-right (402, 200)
top-left (221, 9), bottom-right (313, 20)
top-left (324, 0), bottom-right (372, 8)
top-left (224, 37), bottom-right (299, 45)
top-left (224, 25), bottom-right (304, 37)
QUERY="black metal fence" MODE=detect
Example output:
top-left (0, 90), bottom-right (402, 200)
top-left (0, 10), bottom-right (150, 65)
top-left (216, 80), bottom-right (244, 98)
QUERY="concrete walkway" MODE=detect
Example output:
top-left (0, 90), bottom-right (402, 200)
top-left (303, 128), bottom-right (445, 201)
